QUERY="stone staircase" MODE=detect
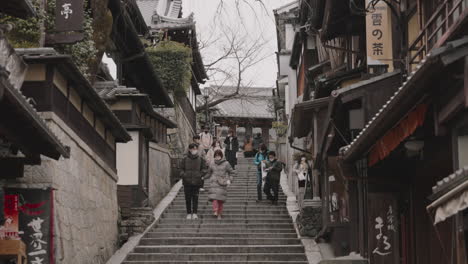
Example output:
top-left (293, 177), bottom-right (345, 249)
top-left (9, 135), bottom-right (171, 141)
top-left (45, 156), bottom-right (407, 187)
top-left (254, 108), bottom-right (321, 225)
top-left (122, 157), bottom-right (308, 264)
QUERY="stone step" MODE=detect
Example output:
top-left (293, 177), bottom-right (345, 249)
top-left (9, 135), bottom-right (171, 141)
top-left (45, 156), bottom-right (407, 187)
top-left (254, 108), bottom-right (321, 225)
top-left (138, 237), bottom-right (302, 246)
top-left (119, 158), bottom-right (307, 264)
top-left (162, 213), bottom-right (291, 219)
top-left (158, 219), bottom-right (293, 224)
top-left (125, 253), bottom-right (308, 261)
top-left (123, 261), bottom-right (308, 264)
top-left (154, 223), bottom-right (295, 228)
top-left (167, 208), bottom-right (290, 213)
top-left (144, 232), bottom-right (298, 239)
top-left (150, 228), bottom-right (296, 234)
top-left (170, 201), bottom-right (287, 205)
top-left (174, 194), bottom-right (286, 197)
top-left (132, 245), bottom-right (305, 254)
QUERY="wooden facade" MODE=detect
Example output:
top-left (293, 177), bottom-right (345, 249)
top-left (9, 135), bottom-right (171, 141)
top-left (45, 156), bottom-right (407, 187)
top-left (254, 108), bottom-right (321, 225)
top-left (290, 0), bottom-right (468, 263)
top-left (17, 53), bottom-right (131, 171)
top-left (95, 81), bottom-right (176, 209)
top-left (0, 27), bottom-right (69, 175)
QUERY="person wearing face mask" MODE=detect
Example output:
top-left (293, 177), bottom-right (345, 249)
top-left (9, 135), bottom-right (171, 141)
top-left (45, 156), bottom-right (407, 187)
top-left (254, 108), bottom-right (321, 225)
top-left (263, 151), bottom-right (283, 205)
top-left (206, 140), bottom-right (224, 165)
top-left (253, 144), bottom-right (268, 202)
top-left (224, 130), bottom-right (239, 169)
top-left (204, 150), bottom-right (235, 219)
top-left (180, 144), bottom-right (208, 220)
top-left (199, 127), bottom-right (213, 154)
top-left (294, 155), bottom-right (309, 208)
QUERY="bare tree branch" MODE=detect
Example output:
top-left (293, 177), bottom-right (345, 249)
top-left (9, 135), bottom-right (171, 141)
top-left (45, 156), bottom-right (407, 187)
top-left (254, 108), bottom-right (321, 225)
top-left (196, 0), bottom-right (273, 113)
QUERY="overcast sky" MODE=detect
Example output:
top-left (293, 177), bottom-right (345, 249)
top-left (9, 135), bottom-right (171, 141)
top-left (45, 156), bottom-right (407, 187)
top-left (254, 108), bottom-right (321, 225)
top-left (104, 0), bottom-right (292, 88)
top-left (182, 0), bottom-right (292, 88)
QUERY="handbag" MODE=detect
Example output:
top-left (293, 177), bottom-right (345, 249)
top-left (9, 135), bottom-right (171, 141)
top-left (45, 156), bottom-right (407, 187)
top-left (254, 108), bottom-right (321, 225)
top-left (298, 171), bottom-right (307, 181)
top-left (217, 175), bottom-right (230, 186)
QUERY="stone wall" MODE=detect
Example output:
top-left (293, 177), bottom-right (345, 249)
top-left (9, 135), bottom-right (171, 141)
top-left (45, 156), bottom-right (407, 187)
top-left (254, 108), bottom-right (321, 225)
top-left (0, 112), bottom-right (119, 264)
top-left (148, 142), bottom-right (172, 207)
top-left (172, 102), bottom-right (196, 154)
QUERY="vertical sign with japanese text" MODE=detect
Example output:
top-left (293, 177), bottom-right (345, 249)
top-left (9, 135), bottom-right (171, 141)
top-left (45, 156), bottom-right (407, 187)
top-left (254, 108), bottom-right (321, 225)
top-left (368, 193), bottom-right (400, 264)
top-left (5, 188), bottom-right (54, 264)
top-left (366, 0), bottom-right (394, 73)
top-left (1, 194), bottom-right (19, 239)
top-left (55, 0), bottom-right (84, 32)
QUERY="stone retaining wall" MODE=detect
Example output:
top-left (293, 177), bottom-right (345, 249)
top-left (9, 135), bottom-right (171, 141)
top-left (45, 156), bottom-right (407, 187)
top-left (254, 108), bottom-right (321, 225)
top-left (0, 113), bottom-right (119, 264)
top-left (148, 142), bottom-right (172, 207)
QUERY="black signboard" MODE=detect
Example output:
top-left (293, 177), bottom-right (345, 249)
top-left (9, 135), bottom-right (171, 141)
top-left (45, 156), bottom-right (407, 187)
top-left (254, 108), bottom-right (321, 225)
top-left (5, 188), bottom-right (54, 264)
top-left (55, 0), bottom-right (84, 32)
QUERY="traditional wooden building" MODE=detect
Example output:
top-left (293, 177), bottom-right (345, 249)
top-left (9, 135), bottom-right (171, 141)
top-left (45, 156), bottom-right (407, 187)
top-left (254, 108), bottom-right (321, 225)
top-left (1, 46), bottom-right (132, 263)
top-left (106, 0), bottom-right (178, 238)
top-left (137, 0), bottom-right (208, 148)
top-left (289, 0), bottom-right (468, 263)
top-left (96, 82), bottom-right (176, 209)
top-left (208, 86), bottom-right (276, 147)
top-left (0, 0), bottom-right (69, 232)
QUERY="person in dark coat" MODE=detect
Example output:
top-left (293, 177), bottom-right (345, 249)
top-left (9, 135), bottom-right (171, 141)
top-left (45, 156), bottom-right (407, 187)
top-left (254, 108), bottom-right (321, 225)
top-left (205, 150), bottom-right (235, 219)
top-left (263, 151), bottom-right (283, 205)
top-left (180, 143), bottom-right (208, 219)
top-left (224, 130), bottom-right (239, 169)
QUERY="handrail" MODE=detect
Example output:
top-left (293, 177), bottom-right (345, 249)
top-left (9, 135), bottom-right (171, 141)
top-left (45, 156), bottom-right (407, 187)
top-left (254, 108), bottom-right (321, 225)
top-left (407, 0), bottom-right (466, 69)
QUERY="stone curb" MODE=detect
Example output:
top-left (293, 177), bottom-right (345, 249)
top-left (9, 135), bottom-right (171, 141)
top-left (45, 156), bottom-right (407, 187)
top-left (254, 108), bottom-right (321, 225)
top-left (106, 180), bottom-right (183, 264)
top-left (280, 171), bottom-right (323, 264)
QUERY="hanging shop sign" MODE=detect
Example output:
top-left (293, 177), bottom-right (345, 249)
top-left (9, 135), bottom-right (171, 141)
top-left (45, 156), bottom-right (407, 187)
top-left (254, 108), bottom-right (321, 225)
top-left (55, 0), bottom-right (84, 32)
top-left (365, 0), bottom-right (394, 73)
top-left (47, 0), bottom-right (84, 44)
top-left (4, 188), bottom-right (54, 264)
top-left (368, 193), bottom-right (400, 264)
top-left (1, 194), bottom-right (19, 239)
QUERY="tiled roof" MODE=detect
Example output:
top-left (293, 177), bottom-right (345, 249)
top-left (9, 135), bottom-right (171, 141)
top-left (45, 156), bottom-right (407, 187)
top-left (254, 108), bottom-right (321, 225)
top-left (95, 81), bottom-right (177, 128)
top-left (136, 0), bottom-right (182, 25)
top-left (341, 37), bottom-right (468, 160)
top-left (17, 48), bottom-right (132, 142)
top-left (209, 87), bottom-right (275, 119)
top-left (432, 166), bottom-right (468, 197)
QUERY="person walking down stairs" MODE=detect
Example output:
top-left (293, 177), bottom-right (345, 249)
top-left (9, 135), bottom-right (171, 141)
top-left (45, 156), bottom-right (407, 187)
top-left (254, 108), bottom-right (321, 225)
top-left (180, 143), bottom-right (208, 220)
top-left (254, 144), bottom-right (268, 202)
top-left (264, 151), bottom-right (283, 205)
top-left (204, 150), bottom-right (235, 219)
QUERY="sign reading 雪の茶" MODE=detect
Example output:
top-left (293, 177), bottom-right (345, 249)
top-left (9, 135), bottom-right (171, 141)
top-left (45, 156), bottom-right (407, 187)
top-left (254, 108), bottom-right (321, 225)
top-left (366, 0), bottom-right (394, 73)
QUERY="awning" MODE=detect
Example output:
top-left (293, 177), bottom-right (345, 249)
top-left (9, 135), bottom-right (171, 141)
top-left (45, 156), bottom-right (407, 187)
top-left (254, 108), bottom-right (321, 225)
top-left (368, 103), bottom-right (428, 166)
top-left (342, 37), bottom-right (468, 164)
top-left (427, 167), bottom-right (468, 224)
top-left (291, 97), bottom-right (331, 139)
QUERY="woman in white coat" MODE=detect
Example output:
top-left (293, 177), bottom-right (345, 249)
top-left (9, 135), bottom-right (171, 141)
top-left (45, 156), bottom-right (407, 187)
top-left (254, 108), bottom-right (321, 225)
top-left (293, 155), bottom-right (309, 208)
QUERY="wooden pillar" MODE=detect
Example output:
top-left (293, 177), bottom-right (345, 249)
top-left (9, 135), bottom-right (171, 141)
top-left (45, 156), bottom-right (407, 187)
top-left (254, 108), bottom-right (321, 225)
top-left (261, 127), bottom-right (269, 147)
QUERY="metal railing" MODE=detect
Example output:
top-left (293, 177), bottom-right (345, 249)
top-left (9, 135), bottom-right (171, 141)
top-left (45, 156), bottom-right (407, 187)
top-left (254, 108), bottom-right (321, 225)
top-left (407, 0), bottom-right (468, 70)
